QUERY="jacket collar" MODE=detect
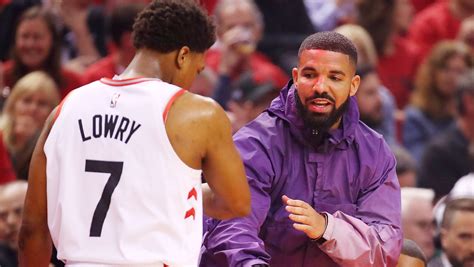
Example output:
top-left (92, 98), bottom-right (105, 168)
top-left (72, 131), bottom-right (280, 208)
top-left (268, 80), bottom-right (359, 148)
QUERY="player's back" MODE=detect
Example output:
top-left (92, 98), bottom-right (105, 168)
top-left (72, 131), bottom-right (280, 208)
top-left (44, 77), bottom-right (203, 266)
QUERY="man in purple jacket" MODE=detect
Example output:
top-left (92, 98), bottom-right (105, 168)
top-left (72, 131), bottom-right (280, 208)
top-left (200, 31), bottom-right (402, 266)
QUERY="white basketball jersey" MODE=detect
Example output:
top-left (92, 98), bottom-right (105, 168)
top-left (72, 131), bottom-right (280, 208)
top-left (44, 77), bottom-right (203, 267)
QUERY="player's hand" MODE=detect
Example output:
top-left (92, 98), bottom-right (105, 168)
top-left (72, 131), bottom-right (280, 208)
top-left (282, 195), bottom-right (327, 239)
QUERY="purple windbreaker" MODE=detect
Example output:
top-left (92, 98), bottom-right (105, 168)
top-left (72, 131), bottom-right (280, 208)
top-left (200, 82), bottom-right (402, 267)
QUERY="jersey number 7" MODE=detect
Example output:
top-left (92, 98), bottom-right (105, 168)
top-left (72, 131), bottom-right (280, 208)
top-left (85, 160), bottom-right (124, 237)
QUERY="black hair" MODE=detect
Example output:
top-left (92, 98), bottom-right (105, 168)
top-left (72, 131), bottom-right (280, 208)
top-left (109, 3), bottom-right (145, 47)
top-left (132, 0), bottom-right (216, 53)
top-left (298, 31), bottom-right (358, 67)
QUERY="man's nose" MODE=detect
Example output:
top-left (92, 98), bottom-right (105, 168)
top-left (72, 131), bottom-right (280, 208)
top-left (312, 76), bottom-right (328, 94)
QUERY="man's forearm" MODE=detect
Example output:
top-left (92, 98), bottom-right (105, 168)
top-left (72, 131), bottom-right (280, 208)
top-left (318, 212), bottom-right (402, 267)
top-left (18, 223), bottom-right (53, 267)
top-left (202, 183), bottom-right (245, 220)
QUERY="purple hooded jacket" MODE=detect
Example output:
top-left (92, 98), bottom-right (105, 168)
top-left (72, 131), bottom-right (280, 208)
top-left (200, 82), bottom-right (402, 267)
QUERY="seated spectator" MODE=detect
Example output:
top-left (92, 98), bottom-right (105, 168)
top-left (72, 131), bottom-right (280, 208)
top-left (1, 6), bottom-right (83, 102)
top-left (0, 71), bottom-right (59, 180)
top-left (429, 198), bottom-right (474, 267)
top-left (356, 65), bottom-right (397, 145)
top-left (226, 73), bottom-right (279, 132)
top-left (336, 24), bottom-right (398, 144)
top-left (208, 0), bottom-right (287, 109)
top-left (409, 0), bottom-right (474, 60)
top-left (418, 69), bottom-right (474, 199)
top-left (392, 145), bottom-right (417, 187)
top-left (0, 180), bottom-right (27, 267)
top-left (403, 41), bottom-right (473, 163)
top-left (82, 3), bottom-right (145, 83)
top-left (358, 0), bottom-right (420, 109)
top-left (397, 239), bottom-right (427, 267)
top-left (401, 188), bottom-right (436, 261)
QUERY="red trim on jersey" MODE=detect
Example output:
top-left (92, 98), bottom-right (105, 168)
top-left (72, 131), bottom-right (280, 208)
top-left (99, 77), bottom-right (157, 87)
top-left (53, 92), bottom-right (72, 123)
top-left (162, 89), bottom-right (186, 123)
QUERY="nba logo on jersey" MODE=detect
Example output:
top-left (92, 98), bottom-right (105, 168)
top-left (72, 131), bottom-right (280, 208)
top-left (110, 93), bottom-right (120, 108)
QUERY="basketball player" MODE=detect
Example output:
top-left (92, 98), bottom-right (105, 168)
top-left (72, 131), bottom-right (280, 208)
top-left (18, 1), bottom-right (251, 266)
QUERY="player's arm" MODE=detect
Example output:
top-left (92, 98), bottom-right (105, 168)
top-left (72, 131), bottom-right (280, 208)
top-left (201, 101), bottom-right (251, 220)
top-left (18, 108), bottom-right (56, 267)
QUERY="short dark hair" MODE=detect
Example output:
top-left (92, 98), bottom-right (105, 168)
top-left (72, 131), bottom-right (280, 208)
top-left (401, 239), bottom-right (427, 264)
top-left (298, 31), bottom-right (358, 67)
top-left (455, 69), bottom-right (474, 115)
top-left (442, 198), bottom-right (474, 229)
top-left (109, 3), bottom-right (145, 47)
top-left (132, 0), bottom-right (216, 53)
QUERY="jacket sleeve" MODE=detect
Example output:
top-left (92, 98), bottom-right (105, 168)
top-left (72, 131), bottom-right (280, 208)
top-left (200, 125), bottom-right (275, 267)
top-left (318, 140), bottom-right (403, 267)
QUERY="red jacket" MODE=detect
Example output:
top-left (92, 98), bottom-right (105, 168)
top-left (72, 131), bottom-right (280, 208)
top-left (408, 1), bottom-right (462, 59)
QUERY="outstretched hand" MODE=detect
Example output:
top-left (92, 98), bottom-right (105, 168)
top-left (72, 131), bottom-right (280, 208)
top-left (282, 195), bottom-right (327, 240)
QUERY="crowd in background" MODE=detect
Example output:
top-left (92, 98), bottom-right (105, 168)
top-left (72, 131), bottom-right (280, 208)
top-left (0, 0), bottom-right (473, 266)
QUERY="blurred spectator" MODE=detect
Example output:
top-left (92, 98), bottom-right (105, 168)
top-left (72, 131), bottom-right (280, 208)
top-left (303, 0), bottom-right (357, 32)
top-left (403, 41), bottom-right (473, 163)
top-left (335, 25), bottom-right (398, 144)
top-left (358, 0), bottom-right (420, 109)
top-left (433, 173), bottom-right (474, 230)
top-left (0, 0), bottom-right (41, 62)
top-left (458, 16), bottom-right (474, 55)
top-left (409, 0), bottom-right (474, 60)
top-left (397, 239), bottom-right (427, 267)
top-left (418, 69), bottom-right (474, 199)
top-left (334, 24), bottom-right (378, 66)
top-left (392, 145), bottom-right (417, 187)
top-left (0, 71), bottom-right (59, 180)
top-left (44, 0), bottom-right (107, 72)
top-left (0, 180), bottom-right (27, 267)
top-left (1, 6), bottom-right (83, 101)
top-left (429, 198), bottom-right (474, 267)
top-left (82, 2), bottom-right (145, 83)
top-left (226, 73), bottom-right (279, 132)
top-left (254, 0), bottom-right (316, 73)
top-left (401, 188), bottom-right (436, 261)
top-left (208, 0), bottom-right (287, 109)
top-left (355, 64), bottom-right (397, 145)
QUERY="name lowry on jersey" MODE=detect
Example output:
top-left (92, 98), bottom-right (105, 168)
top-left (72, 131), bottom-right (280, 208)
top-left (78, 114), bottom-right (141, 144)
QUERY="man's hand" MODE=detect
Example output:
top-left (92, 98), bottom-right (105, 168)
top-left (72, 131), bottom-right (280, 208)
top-left (218, 26), bottom-right (255, 75)
top-left (282, 195), bottom-right (327, 239)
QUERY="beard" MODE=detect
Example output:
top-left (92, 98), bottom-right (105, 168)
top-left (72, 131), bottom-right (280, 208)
top-left (295, 90), bottom-right (350, 146)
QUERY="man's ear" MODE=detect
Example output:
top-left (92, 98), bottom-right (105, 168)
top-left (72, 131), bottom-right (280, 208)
top-left (292, 67), bottom-right (299, 86)
top-left (176, 46), bottom-right (191, 69)
top-left (350, 75), bottom-right (360, 96)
